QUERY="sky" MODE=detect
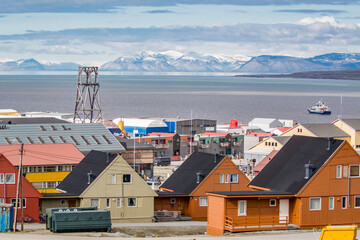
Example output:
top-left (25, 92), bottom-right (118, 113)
top-left (0, 0), bottom-right (360, 66)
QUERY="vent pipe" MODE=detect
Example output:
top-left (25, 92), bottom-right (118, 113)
top-left (304, 163), bottom-right (316, 179)
top-left (196, 171), bottom-right (204, 184)
top-left (327, 137), bottom-right (334, 150)
top-left (87, 171), bottom-right (94, 184)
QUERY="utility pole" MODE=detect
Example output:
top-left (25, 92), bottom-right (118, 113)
top-left (73, 66), bottom-right (102, 123)
top-left (13, 143), bottom-right (24, 231)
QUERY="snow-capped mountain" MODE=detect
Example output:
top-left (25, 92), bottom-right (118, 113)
top-left (100, 51), bottom-right (251, 72)
top-left (1, 52), bottom-right (360, 73)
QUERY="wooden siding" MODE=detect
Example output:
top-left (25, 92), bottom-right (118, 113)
top-left (207, 195), bottom-right (225, 236)
top-left (297, 142), bottom-right (360, 227)
top-left (154, 197), bottom-right (189, 216)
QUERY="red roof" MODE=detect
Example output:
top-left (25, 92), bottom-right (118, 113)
top-left (275, 127), bottom-right (290, 133)
top-left (0, 143), bottom-right (84, 166)
top-left (148, 132), bottom-right (176, 137)
top-left (254, 150), bottom-right (279, 175)
top-left (202, 132), bottom-right (228, 137)
top-left (249, 132), bottom-right (274, 137)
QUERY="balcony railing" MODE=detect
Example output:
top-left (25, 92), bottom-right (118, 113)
top-left (154, 143), bottom-right (170, 149)
top-left (199, 144), bottom-right (209, 149)
top-left (219, 142), bottom-right (230, 147)
top-left (225, 216), bottom-right (289, 232)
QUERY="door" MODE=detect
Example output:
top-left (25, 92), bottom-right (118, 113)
top-left (68, 199), bottom-right (76, 208)
top-left (279, 199), bottom-right (289, 224)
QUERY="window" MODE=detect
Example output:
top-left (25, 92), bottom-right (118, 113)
top-left (60, 199), bottom-right (67, 206)
top-left (0, 173), bottom-right (3, 184)
top-left (112, 174), bottom-right (116, 184)
top-left (11, 198), bottom-right (26, 208)
top-left (46, 182), bottom-right (57, 188)
top-left (117, 198), bottom-right (121, 208)
top-left (238, 200), bottom-right (247, 216)
top-left (123, 174), bottom-right (131, 183)
top-left (342, 196), bottom-right (347, 209)
top-left (230, 174), bottom-right (238, 183)
top-left (343, 166), bottom-right (348, 178)
top-left (44, 166), bottom-right (56, 172)
top-left (5, 173), bottom-right (15, 184)
top-left (0, 198), bottom-right (4, 204)
top-left (309, 197), bottom-right (321, 210)
top-left (31, 182), bottom-right (43, 189)
top-left (329, 197), bottom-right (334, 210)
top-left (269, 199), bottom-right (276, 207)
top-left (106, 198), bottom-right (110, 208)
top-left (170, 198), bottom-right (176, 204)
top-left (224, 174), bottom-right (229, 183)
top-left (350, 165), bottom-right (360, 177)
top-left (355, 196), bottom-right (360, 208)
top-left (90, 198), bottom-right (99, 208)
top-left (336, 165), bottom-right (342, 178)
top-left (220, 174), bottom-right (224, 183)
top-left (127, 198), bottom-right (136, 207)
top-left (199, 197), bottom-right (208, 207)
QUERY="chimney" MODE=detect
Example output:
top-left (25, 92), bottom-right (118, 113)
top-left (327, 137), bottom-right (334, 150)
top-left (196, 171), bottom-right (204, 184)
top-left (87, 171), bottom-right (94, 184)
top-left (304, 163), bottom-right (316, 179)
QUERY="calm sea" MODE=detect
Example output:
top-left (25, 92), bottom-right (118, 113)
top-left (0, 74), bottom-right (360, 124)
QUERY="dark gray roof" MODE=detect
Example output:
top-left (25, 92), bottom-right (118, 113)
top-left (0, 117), bottom-right (68, 124)
top-left (0, 122), bottom-right (125, 154)
top-left (115, 136), bottom-right (155, 150)
top-left (249, 136), bottom-right (344, 195)
top-left (208, 190), bottom-right (293, 196)
top-left (273, 136), bottom-right (292, 146)
top-left (301, 123), bottom-right (350, 138)
top-left (340, 119), bottom-right (360, 130)
top-left (56, 150), bottom-right (116, 196)
top-left (160, 152), bottom-right (225, 195)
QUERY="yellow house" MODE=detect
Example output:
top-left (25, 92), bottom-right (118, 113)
top-left (281, 123), bottom-right (351, 143)
top-left (244, 136), bottom-right (291, 165)
top-left (56, 150), bottom-right (157, 222)
top-left (332, 119), bottom-right (360, 151)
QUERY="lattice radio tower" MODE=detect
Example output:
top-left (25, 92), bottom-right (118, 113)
top-left (73, 66), bottom-right (103, 123)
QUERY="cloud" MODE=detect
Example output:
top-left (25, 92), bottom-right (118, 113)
top-left (143, 10), bottom-right (175, 14)
top-left (1, 0), bottom-right (359, 13)
top-left (274, 9), bottom-right (347, 14)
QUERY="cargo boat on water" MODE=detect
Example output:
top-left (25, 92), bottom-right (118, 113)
top-left (308, 100), bottom-right (331, 115)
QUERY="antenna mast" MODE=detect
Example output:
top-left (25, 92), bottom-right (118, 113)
top-left (73, 66), bottom-right (102, 123)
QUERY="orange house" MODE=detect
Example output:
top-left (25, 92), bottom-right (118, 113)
top-left (207, 136), bottom-right (360, 235)
top-left (155, 151), bottom-right (250, 221)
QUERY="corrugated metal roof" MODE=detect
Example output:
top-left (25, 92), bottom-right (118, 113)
top-left (0, 123), bottom-right (125, 154)
top-left (339, 119), bottom-right (360, 130)
top-left (273, 136), bottom-right (292, 146)
top-left (113, 118), bottom-right (168, 128)
top-left (302, 123), bottom-right (350, 138)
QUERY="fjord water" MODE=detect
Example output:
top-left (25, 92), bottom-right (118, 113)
top-left (1, 74), bottom-right (360, 124)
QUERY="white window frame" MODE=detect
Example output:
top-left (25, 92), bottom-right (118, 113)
top-left (127, 197), bottom-right (137, 207)
top-left (112, 174), bottom-right (116, 184)
top-left (123, 174), bottom-right (132, 184)
top-left (106, 198), bottom-right (111, 208)
top-left (342, 196), bottom-right (347, 209)
top-left (90, 198), bottom-right (99, 208)
top-left (116, 198), bottom-right (121, 208)
top-left (0, 198), bottom-right (4, 204)
top-left (5, 173), bottom-right (15, 184)
top-left (224, 174), bottom-right (229, 183)
top-left (355, 196), bottom-right (360, 208)
top-left (220, 174), bottom-right (224, 183)
top-left (11, 198), bottom-right (26, 209)
top-left (238, 200), bottom-right (247, 216)
top-left (269, 199), bottom-right (276, 207)
top-left (329, 197), bottom-right (334, 210)
top-left (336, 165), bottom-right (342, 178)
top-left (0, 173), bottom-right (4, 184)
top-left (230, 174), bottom-right (238, 183)
top-left (199, 197), bottom-right (208, 207)
top-left (309, 197), bottom-right (321, 211)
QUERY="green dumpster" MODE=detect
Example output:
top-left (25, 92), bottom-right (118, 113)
top-left (51, 210), bottom-right (111, 233)
top-left (45, 207), bottom-right (97, 231)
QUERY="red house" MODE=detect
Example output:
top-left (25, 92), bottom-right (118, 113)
top-left (0, 154), bottom-right (42, 223)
